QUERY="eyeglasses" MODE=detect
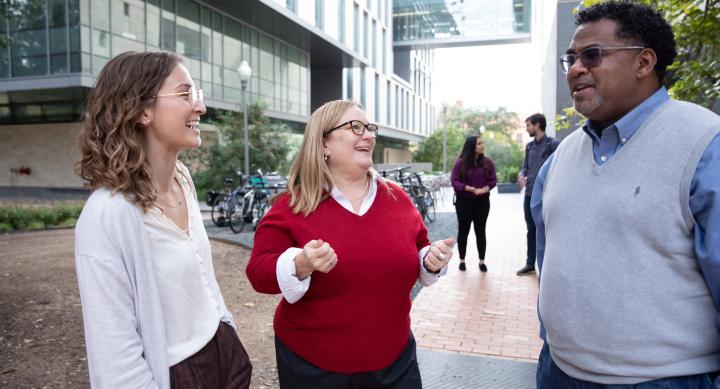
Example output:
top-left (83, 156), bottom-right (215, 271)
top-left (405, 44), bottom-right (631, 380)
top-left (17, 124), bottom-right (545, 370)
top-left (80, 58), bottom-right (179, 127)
top-left (326, 120), bottom-right (379, 137)
top-left (559, 45), bottom-right (645, 74)
top-left (154, 86), bottom-right (204, 107)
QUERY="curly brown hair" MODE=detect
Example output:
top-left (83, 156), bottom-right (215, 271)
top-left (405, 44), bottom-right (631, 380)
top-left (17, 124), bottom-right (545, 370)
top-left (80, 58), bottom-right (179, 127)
top-left (76, 51), bottom-right (181, 212)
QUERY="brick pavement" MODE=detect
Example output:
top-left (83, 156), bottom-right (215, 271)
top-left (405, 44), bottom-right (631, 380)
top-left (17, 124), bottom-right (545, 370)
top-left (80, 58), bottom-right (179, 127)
top-left (411, 188), bottom-right (544, 363)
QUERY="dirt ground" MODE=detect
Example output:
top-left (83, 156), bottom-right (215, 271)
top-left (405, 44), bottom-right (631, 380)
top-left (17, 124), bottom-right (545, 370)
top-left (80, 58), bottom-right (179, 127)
top-left (0, 228), bottom-right (281, 389)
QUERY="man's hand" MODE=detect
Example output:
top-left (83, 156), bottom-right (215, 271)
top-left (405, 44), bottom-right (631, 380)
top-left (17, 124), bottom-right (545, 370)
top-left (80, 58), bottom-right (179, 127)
top-left (518, 175), bottom-right (526, 189)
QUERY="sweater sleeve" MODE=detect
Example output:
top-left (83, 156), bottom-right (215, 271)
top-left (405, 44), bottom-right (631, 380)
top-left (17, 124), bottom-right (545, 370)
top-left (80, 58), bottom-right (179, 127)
top-left (76, 254), bottom-right (160, 389)
top-left (75, 202), bottom-right (160, 389)
top-left (246, 194), bottom-right (296, 294)
top-left (450, 159), bottom-right (465, 193)
top-left (486, 159), bottom-right (497, 190)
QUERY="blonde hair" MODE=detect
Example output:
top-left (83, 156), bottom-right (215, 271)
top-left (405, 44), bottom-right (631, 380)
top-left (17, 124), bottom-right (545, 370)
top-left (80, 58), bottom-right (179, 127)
top-left (283, 100), bottom-right (390, 215)
top-left (76, 51), bottom-right (181, 212)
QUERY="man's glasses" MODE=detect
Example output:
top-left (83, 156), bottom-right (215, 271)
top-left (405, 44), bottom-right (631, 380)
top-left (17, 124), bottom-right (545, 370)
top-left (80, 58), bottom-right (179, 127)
top-left (326, 120), bottom-right (379, 137)
top-left (154, 86), bottom-right (204, 107)
top-left (559, 45), bottom-right (645, 74)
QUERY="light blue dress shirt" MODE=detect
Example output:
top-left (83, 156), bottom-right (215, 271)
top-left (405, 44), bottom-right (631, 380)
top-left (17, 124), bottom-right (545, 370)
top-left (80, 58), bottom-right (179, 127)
top-left (531, 87), bottom-right (720, 381)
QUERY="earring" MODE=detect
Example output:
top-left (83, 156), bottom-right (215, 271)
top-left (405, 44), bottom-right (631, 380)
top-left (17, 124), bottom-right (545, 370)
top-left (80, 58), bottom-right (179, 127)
top-left (323, 154), bottom-right (329, 161)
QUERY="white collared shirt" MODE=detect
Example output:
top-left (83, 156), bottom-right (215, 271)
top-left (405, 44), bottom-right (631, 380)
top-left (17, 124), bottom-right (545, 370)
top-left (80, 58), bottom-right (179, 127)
top-left (275, 175), bottom-right (448, 303)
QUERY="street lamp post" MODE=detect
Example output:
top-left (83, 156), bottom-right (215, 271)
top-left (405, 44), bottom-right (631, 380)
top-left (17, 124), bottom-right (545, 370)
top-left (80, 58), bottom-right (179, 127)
top-left (237, 60), bottom-right (252, 178)
top-left (442, 106), bottom-right (447, 173)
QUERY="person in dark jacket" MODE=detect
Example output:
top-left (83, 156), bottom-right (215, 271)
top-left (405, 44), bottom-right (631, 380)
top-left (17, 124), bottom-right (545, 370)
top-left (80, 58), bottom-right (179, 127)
top-left (517, 113), bottom-right (559, 276)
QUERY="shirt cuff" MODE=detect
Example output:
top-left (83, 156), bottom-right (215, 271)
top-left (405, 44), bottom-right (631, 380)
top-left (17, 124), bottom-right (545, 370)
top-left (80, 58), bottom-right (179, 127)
top-left (418, 245), bottom-right (448, 286)
top-left (276, 247), bottom-right (310, 304)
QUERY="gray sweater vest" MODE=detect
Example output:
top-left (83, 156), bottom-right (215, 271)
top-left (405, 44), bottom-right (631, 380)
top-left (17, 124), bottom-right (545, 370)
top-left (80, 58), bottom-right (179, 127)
top-left (540, 100), bottom-right (720, 384)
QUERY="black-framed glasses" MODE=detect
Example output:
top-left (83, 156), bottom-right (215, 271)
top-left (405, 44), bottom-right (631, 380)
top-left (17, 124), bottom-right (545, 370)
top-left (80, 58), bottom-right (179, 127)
top-left (559, 45), bottom-right (645, 74)
top-left (326, 120), bottom-right (379, 137)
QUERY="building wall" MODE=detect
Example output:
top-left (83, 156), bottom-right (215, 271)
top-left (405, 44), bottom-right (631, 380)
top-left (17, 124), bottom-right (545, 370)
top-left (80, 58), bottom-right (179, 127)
top-left (1, 0), bottom-right (312, 119)
top-left (535, 0), bottom-right (580, 139)
top-left (535, 0), bottom-right (559, 137)
top-left (0, 123), bottom-right (83, 188)
top-left (554, 1), bottom-right (580, 140)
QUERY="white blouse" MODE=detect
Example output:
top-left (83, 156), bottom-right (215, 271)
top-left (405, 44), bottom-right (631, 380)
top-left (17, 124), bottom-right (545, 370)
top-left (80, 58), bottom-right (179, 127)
top-left (141, 170), bottom-right (222, 366)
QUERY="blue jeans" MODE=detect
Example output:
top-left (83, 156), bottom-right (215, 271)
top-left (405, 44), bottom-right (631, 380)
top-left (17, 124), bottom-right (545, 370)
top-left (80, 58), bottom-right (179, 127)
top-left (536, 343), bottom-right (717, 389)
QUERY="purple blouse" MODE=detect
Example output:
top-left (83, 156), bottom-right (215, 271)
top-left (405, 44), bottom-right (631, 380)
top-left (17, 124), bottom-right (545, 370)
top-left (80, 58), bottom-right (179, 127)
top-left (451, 157), bottom-right (497, 198)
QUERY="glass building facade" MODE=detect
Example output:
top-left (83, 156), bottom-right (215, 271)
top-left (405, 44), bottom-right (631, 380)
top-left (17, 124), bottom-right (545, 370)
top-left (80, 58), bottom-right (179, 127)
top-left (393, 0), bottom-right (532, 46)
top-left (0, 0), bottom-right (310, 124)
top-left (1, 0), bottom-right (440, 190)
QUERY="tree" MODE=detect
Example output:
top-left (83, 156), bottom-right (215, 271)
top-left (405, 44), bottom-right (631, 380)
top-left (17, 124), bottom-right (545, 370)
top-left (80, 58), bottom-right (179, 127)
top-left (413, 104), bottom-right (524, 179)
top-left (412, 125), bottom-right (466, 172)
top-left (184, 102), bottom-right (294, 194)
top-left (553, 106), bottom-right (586, 136)
top-left (580, 0), bottom-right (720, 109)
top-left (483, 131), bottom-right (524, 183)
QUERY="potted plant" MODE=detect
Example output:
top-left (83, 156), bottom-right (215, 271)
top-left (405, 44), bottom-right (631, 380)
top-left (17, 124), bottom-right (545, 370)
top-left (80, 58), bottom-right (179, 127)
top-left (496, 166), bottom-right (521, 193)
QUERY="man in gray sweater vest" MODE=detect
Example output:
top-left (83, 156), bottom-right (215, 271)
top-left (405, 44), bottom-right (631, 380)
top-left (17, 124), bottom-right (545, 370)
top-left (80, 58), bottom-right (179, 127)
top-left (532, 2), bottom-right (720, 387)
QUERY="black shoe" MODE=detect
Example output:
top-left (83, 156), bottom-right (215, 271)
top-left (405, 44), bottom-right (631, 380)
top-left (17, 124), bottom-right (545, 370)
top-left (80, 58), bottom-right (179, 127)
top-left (479, 263), bottom-right (487, 272)
top-left (459, 261), bottom-right (466, 271)
top-left (516, 265), bottom-right (536, 276)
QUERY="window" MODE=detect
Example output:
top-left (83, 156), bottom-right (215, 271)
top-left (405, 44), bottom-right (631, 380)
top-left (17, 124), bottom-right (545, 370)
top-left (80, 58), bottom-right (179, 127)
top-left (360, 67), bottom-right (366, 108)
top-left (346, 69), bottom-right (353, 100)
top-left (286, 0), bottom-right (297, 13)
top-left (386, 81), bottom-right (391, 125)
top-left (371, 20), bottom-right (376, 67)
top-left (363, 12), bottom-right (368, 58)
top-left (374, 74), bottom-right (380, 122)
top-left (315, 0), bottom-right (323, 29)
top-left (353, 4), bottom-right (359, 52)
top-left (338, 0), bottom-right (345, 42)
top-left (382, 29), bottom-right (386, 72)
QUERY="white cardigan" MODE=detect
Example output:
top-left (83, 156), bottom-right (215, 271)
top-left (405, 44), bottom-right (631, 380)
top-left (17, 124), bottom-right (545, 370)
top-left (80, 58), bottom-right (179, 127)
top-left (75, 185), bottom-right (235, 388)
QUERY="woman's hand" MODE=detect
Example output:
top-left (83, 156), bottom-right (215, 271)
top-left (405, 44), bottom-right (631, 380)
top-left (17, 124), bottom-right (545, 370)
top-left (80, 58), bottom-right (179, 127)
top-left (473, 186), bottom-right (490, 195)
top-left (294, 239), bottom-right (338, 279)
top-left (423, 237), bottom-right (456, 272)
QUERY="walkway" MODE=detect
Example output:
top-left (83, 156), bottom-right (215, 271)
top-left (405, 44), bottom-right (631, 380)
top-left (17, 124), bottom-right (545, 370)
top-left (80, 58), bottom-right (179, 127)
top-left (411, 188), bottom-right (542, 387)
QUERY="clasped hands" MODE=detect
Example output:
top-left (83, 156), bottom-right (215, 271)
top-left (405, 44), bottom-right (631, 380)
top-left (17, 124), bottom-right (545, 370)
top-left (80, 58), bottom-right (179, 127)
top-left (293, 237), bottom-right (456, 278)
top-left (465, 185), bottom-right (490, 196)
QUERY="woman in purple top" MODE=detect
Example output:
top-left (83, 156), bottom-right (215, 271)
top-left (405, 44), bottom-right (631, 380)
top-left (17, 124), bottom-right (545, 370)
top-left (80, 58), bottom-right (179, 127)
top-left (451, 135), bottom-right (497, 272)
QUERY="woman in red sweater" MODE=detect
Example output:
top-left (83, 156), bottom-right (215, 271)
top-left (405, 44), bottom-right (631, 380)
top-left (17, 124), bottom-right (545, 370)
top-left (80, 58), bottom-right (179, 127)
top-left (247, 100), bottom-right (455, 388)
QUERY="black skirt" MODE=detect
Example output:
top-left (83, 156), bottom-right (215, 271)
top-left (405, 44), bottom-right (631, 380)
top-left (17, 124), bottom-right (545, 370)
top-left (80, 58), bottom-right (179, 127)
top-left (275, 333), bottom-right (422, 389)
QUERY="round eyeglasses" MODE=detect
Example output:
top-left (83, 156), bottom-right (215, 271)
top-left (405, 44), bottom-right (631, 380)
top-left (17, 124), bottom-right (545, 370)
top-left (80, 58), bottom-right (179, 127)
top-left (559, 45), bottom-right (645, 74)
top-left (154, 86), bottom-right (204, 107)
top-left (326, 120), bottom-right (379, 137)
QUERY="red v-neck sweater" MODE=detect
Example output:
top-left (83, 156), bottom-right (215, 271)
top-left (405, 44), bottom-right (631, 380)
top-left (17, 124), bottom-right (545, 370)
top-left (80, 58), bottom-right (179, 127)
top-left (246, 182), bottom-right (430, 373)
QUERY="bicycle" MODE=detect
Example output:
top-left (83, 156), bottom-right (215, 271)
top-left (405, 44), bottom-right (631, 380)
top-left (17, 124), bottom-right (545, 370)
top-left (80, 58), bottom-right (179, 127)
top-left (209, 172), bottom-right (247, 228)
top-left (379, 166), bottom-right (436, 223)
top-left (229, 170), bottom-right (285, 233)
top-left (208, 177), bottom-right (234, 227)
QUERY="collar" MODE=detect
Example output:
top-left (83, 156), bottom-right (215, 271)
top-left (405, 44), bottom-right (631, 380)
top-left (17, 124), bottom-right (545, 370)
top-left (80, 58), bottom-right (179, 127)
top-left (328, 171), bottom-right (379, 216)
top-left (582, 87), bottom-right (670, 144)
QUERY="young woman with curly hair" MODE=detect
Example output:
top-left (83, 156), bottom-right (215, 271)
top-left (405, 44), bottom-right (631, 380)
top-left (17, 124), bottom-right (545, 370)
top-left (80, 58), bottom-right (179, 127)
top-left (74, 51), bottom-right (252, 388)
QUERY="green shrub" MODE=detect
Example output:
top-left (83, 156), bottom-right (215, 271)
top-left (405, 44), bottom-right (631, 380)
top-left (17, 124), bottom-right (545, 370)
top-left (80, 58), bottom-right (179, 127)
top-left (0, 203), bottom-right (84, 231)
top-left (498, 166), bottom-right (520, 183)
